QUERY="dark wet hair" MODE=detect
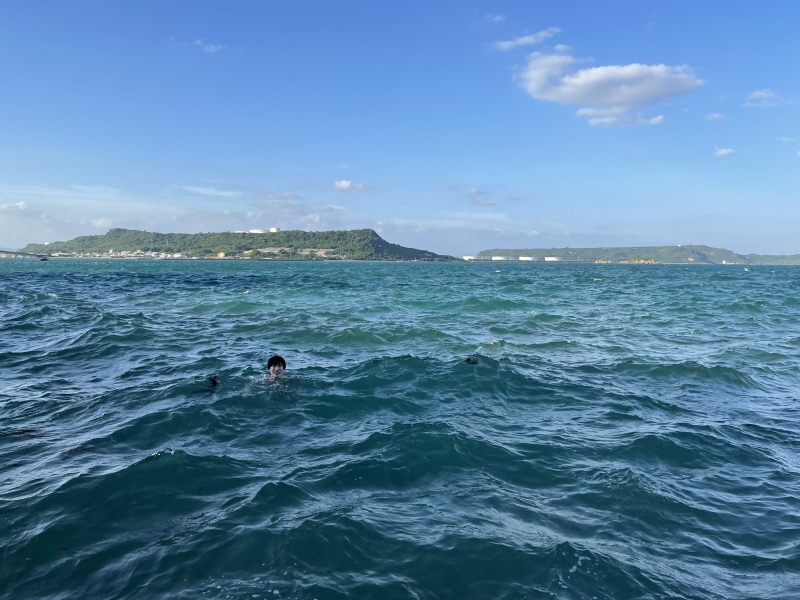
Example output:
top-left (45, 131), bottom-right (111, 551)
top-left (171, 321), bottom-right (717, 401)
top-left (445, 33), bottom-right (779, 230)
top-left (267, 355), bottom-right (286, 369)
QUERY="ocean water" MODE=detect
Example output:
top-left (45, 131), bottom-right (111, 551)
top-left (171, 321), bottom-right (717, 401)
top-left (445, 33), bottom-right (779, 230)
top-left (1, 259), bottom-right (799, 600)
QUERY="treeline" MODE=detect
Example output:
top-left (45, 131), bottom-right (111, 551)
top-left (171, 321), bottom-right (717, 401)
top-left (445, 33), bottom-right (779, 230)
top-left (21, 229), bottom-right (455, 261)
top-left (475, 244), bottom-right (800, 265)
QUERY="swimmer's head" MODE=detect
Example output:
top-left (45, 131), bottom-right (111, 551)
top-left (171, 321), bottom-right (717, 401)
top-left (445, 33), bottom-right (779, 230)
top-left (267, 355), bottom-right (286, 379)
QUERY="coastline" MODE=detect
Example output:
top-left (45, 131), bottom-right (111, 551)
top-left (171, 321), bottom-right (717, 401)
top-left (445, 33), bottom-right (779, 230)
top-left (4, 255), bottom-right (799, 266)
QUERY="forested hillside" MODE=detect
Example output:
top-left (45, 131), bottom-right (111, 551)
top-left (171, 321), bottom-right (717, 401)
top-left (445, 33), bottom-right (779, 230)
top-left (475, 245), bottom-right (800, 265)
top-left (21, 229), bottom-right (454, 261)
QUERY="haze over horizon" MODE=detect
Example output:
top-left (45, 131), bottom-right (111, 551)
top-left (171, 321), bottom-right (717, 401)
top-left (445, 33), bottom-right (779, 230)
top-left (1, 1), bottom-right (798, 256)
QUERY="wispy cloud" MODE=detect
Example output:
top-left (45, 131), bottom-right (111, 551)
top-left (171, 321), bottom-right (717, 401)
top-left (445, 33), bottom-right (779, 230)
top-left (494, 27), bottom-right (560, 51)
top-left (0, 183), bottom-right (364, 249)
top-left (181, 186), bottom-right (243, 197)
top-left (0, 184), bottom-right (132, 207)
top-left (743, 88), bottom-right (784, 108)
top-left (248, 191), bottom-right (345, 231)
top-left (70, 185), bottom-right (122, 195)
top-left (518, 47), bottom-right (703, 127)
top-left (469, 188), bottom-right (495, 205)
top-left (445, 184), bottom-right (503, 205)
top-left (257, 190), bottom-right (302, 202)
top-left (713, 147), bottom-right (737, 158)
top-left (0, 201), bottom-right (27, 210)
top-left (485, 14), bottom-right (506, 23)
top-left (333, 180), bottom-right (369, 192)
top-left (0, 184), bottom-right (179, 248)
top-left (575, 107), bottom-right (664, 127)
top-left (778, 136), bottom-right (796, 143)
top-left (706, 112), bottom-right (727, 120)
top-left (195, 39), bottom-right (227, 54)
top-left (171, 38), bottom-right (228, 54)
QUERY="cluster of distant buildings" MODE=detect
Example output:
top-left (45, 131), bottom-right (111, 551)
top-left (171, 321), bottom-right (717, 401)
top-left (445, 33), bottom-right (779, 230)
top-left (234, 228), bottom-right (281, 233)
top-left (462, 256), bottom-right (562, 262)
top-left (50, 250), bottom-right (186, 259)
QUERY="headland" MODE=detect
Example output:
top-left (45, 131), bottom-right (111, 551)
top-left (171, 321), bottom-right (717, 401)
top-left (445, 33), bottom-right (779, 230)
top-left (17, 228), bottom-right (456, 261)
top-left (470, 245), bottom-right (800, 265)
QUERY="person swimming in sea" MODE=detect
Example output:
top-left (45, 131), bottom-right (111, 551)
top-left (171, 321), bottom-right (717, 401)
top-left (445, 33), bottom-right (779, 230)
top-left (267, 355), bottom-right (286, 379)
top-left (208, 355), bottom-right (286, 388)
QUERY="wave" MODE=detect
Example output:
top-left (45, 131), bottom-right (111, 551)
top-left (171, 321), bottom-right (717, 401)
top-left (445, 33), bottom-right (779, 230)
top-left (2, 262), bottom-right (800, 599)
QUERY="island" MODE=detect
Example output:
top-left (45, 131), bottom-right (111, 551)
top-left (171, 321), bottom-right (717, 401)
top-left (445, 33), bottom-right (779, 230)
top-left (16, 228), bottom-right (456, 261)
top-left (472, 245), bottom-right (800, 265)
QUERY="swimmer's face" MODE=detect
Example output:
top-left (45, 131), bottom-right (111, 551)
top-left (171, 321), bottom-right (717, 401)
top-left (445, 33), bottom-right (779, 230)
top-left (269, 363), bottom-right (285, 379)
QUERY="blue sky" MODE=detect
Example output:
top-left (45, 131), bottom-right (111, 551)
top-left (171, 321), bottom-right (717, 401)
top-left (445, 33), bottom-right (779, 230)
top-left (1, 1), bottom-right (798, 254)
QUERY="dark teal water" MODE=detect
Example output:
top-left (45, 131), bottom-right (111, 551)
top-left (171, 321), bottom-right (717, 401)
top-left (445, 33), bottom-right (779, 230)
top-left (1, 260), bottom-right (799, 599)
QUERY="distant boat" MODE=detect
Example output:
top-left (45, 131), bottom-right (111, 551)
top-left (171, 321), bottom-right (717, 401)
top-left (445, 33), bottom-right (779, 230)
top-left (40, 258), bottom-right (48, 261)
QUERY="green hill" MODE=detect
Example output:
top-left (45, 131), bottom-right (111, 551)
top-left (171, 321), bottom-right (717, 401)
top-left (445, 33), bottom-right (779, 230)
top-left (21, 228), bottom-right (455, 261)
top-left (475, 245), bottom-right (800, 265)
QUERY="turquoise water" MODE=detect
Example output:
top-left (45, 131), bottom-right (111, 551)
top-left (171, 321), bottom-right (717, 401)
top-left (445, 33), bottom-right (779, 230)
top-left (1, 259), bottom-right (799, 599)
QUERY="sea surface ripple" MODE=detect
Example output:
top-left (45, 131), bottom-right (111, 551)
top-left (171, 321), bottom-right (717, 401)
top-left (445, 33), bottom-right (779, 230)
top-left (1, 260), bottom-right (799, 599)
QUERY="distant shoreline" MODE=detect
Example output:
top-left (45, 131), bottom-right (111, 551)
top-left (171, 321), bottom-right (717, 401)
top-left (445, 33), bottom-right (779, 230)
top-left (0, 255), bottom-right (451, 263)
top-left (471, 244), bottom-right (800, 266)
top-left (18, 229), bottom-right (800, 265)
top-left (4, 255), bottom-right (799, 267)
top-left (17, 228), bottom-right (456, 261)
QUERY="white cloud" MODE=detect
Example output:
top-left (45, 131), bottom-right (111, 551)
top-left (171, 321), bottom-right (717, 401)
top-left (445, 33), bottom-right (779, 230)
top-left (0, 183), bottom-right (361, 249)
top-left (0, 183), bottom-right (209, 248)
top-left (494, 27), bottom-right (560, 51)
top-left (0, 201), bottom-right (27, 210)
top-left (181, 186), bottom-right (243, 197)
top-left (574, 107), bottom-right (664, 128)
top-left (469, 188), bottom-right (496, 205)
top-left (713, 147), bottom-right (737, 158)
top-left (195, 40), bottom-right (227, 54)
top-left (706, 112), bottom-right (727, 120)
top-left (518, 49), bottom-right (703, 127)
top-left (485, 14), bottom-right (505, 23)
top-left (778, 136), bottom-right (796, 143)
top-left (574, 107), bottom-right (624, 127)
top-left (333, 180), bottom-right (368, 191)
top-left (797, 151), bottom-right (800, 158)
top-left (743, 88), bottom-right (783, 108)
top-left (247, 192), bottom-right (353, 229)
top-left (168, 202), bottom-right (350, 233)
top-left (520, 52), bottom-right (703, 106)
